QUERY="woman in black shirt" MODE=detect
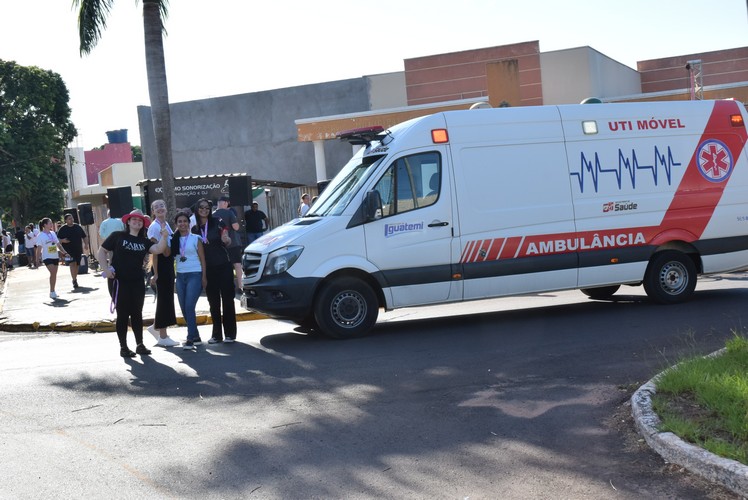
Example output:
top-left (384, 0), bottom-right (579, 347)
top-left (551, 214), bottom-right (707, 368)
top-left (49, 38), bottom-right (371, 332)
top-left (192, 198), bottom-right (237, 343)
top-left (97, 209), bottom-right (169, 358)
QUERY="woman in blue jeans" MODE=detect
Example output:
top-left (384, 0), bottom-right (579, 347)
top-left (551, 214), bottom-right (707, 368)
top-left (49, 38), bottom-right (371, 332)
top-left (170, 211), bottom-right (207, 350)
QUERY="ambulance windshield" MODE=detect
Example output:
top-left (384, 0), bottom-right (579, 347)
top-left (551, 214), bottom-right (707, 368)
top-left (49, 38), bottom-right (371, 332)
top-left (306, 151), bottom-right (385, 217)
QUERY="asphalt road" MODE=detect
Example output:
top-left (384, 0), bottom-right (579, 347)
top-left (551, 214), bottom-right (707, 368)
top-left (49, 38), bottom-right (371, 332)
top-left (1, 275), bottom-right (746, 499)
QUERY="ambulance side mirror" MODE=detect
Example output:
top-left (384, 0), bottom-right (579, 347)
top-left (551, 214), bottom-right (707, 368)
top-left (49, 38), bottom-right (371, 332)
top-left (364, 190), bottom-right (383, 221)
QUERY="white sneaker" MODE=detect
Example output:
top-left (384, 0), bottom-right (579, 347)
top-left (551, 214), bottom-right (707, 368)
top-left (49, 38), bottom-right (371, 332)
top-left (147, 323), bottom-right (159, 340)
top-left (156, 336), bottom-right (180, 347)
top-left (49, 291), bottom-right (58, 299)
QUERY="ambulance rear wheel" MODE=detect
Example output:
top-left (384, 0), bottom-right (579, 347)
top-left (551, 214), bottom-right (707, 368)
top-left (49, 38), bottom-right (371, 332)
top-left (643, 251), bottom-right (697, 304)
top-left (314, 277), bottom-right (378, 339)
top-left (580, 285), bottom-right (620, 300)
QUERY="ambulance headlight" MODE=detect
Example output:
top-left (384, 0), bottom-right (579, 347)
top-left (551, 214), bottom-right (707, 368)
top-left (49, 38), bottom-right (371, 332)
top-left (263, 246), bottom-right (303, 276)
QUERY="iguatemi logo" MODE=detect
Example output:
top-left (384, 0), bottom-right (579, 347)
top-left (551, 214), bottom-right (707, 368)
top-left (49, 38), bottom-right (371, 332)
top-left (384, 221), bottom-right (424, 238)
top-left (697, 139), bottom-right (733, 183)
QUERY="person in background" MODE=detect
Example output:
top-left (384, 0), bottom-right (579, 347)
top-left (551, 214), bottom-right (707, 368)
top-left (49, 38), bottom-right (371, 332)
top-left (15, 226), bottom-right (25, 256)
top-left (97, 209), bottom-right (169, 358)
top-left (36, 218), bottom-right (68, 299)
top-left (99, 210), bottom-right (125, 241)
top-left (2, 230), bottom-right (12, 253)
top-left (244, 202), bottom-right (269, 244)
top-left (57, 213), bottom-right (89, 289)
top-left (213, 195), bottom-right (243, 292)
top-left (146, 199), bottom-right (179, 347)
top-left (298, 193), bottom-right (311, 217)
top-left (1, 231), bottom-right (12, 270)
top-left (192, 198), bottom-right (237, 344)
top-left (25, 224), bottom-right (38, 269)
top-left (171, 211), bottom-right (207, 350)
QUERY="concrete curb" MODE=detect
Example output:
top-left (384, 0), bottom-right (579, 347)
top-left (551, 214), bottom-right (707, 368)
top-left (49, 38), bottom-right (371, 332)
top-left (631, 354), bottom-right (748, 497)
top-left (0, 311), bottom-right (268, 333)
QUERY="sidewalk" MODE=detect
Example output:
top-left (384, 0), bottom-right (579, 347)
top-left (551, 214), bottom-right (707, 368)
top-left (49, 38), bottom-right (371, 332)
top-left (0, 262), bottom-right (265, 332)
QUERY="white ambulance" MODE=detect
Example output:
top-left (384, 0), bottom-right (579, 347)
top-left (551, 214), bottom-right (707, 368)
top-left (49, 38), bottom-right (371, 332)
top-left (242, 99), bottom-right (748, 338)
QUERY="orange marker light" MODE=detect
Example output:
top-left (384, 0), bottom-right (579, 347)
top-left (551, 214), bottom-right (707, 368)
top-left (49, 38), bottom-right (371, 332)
top-left (731, 114), bottom-right (744, 127)
top-left (432, 129), bottom-right (449, 143)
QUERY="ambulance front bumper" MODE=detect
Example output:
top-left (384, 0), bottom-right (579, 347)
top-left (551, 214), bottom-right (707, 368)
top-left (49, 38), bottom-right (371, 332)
top-left (240, 274), bottom-right (320, 320)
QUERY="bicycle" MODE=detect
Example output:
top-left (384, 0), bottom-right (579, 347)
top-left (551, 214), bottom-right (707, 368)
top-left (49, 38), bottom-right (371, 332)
top-left (0, 252), bottom-right (12, 283)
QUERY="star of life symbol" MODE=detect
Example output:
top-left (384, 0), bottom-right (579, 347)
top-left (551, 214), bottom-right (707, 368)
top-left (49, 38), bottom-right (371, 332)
top-left (697, 139), bottom-right (733, 182)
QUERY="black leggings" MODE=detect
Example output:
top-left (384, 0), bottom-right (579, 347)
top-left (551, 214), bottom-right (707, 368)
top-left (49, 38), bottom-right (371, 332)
top-left (108, 278), bottom-right (146, 348)
top-left (205, 262), bottom-right (237, 340)
top-left (154, 255), bottom-right (176, 329)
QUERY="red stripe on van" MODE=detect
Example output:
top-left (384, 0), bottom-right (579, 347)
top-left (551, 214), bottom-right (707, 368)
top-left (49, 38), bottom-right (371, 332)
top-left (469, 239), bottom-right (488, 262)
top-left (659, 99), bottom-right (747, 238)
top-left (460, 240), bottom-right (475, 263)
top-left (485, 238), bottom-right (503, 261)
top-left (500, 237), bottom-right (524, 259)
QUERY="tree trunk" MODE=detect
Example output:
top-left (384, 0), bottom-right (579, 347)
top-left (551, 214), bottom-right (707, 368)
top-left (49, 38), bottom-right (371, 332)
top-left (142, 0), bottom-right (177, 219)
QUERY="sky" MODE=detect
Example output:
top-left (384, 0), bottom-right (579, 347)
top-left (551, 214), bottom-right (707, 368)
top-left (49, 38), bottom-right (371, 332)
top-left (2, 0), bottom-right (748, 150)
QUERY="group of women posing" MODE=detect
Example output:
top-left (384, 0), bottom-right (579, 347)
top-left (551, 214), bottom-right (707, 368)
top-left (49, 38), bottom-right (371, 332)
top-left (96, 198), bottom-right (237, 358)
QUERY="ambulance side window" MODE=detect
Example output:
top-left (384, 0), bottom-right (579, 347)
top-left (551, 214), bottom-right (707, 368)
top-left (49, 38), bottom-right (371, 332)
top-left (373, 152), bottom-right (441, 217)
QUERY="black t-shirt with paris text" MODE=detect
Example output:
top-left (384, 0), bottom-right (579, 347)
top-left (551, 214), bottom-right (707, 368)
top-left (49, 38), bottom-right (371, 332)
top-left (101, 231), bottom-right (154, 282)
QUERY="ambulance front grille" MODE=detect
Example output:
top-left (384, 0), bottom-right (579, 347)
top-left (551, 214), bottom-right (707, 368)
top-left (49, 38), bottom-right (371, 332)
top-left (242, 251), bottom-right (263, 282)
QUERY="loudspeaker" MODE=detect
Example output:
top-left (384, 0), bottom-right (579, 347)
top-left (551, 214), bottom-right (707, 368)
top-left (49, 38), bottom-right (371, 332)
top-left (63, 207), bottom-right (79, 224)
top-left (107, 187), bottom-right (133, 218)
top-left (317, 180), bottom-right (331, 194)
top-left (228, 176), bottom-right (252, 206)
top-left (77, 203), bottom-right (94, 225)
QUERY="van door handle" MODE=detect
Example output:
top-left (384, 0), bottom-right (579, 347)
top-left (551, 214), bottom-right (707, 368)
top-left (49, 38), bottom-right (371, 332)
top-left (428, 221), bottom-right (449, 227)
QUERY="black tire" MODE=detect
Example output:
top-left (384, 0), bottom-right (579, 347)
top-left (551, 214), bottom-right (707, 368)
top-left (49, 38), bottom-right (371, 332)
top-left (580, 285), bottom-right (620, 300)
top-left (643, 251), bottom-right (697, 304)
top-left (314, 276), bottom-right (378, 339)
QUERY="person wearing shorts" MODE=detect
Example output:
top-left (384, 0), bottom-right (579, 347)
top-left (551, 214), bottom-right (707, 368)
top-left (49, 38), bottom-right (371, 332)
top-left (25, 224), bottom-right (38, 268)
top-left (36, 218), bottom-right (68, 300)
top-left (57, 213), bottom-right (88, 289)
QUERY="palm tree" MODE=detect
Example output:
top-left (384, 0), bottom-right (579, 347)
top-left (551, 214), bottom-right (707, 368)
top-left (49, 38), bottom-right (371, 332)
top-left (73, 0), bottom-right (177, 219)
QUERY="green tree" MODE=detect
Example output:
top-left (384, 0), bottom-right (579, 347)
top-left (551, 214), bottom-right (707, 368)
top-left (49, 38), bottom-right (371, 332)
top-left (0, 61), bottom-right (77, 226)
top-left (131, 144), bottom-right (142, 162)
top-left (74, 0), bottom-right (177, 218)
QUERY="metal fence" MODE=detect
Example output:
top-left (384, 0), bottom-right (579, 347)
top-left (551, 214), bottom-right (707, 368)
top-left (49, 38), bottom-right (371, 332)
top-left (263, 185), bottom-right (319, 230)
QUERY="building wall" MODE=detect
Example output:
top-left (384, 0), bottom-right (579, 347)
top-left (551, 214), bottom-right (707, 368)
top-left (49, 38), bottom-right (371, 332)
top-left (109, 162), bottom-right (144, 188)
top-left (404, 41), bottom-right (543, 107)
top-left (65, 147), bottom-right (86, 207)
top-left (638, 47), bottom-right (748, 94)
top-left (84, 143), bottom-right (132, 185)
top-left (138, 78), bottom-right (371, 186)
top-left (540, 47), bottom-right (641, 104)
top-left (366, 72), bottom-right (407, 110)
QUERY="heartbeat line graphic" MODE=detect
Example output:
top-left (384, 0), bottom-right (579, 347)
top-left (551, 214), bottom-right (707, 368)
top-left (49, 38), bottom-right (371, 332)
top-left (570, 146), bottom-right (682, 193)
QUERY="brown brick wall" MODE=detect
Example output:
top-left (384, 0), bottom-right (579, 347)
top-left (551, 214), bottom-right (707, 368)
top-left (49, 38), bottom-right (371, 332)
top-left (404, 41), bottom-right (543, 107)
top-left (638, 47), bottom-right (748, 94)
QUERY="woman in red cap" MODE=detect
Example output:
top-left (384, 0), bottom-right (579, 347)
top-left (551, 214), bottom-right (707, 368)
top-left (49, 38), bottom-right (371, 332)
top-left (97, 209), bottom-right (169, 358)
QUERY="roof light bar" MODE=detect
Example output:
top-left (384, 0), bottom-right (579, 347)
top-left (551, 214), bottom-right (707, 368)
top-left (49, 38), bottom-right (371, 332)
top-left (336, 126), bottom-right (385, 145)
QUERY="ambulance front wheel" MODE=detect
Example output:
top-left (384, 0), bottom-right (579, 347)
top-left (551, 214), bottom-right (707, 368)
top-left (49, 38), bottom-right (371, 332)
top-left (643, 251), bottom-right (697, 304)
top-left (314, 277), bottom-right (379, 339)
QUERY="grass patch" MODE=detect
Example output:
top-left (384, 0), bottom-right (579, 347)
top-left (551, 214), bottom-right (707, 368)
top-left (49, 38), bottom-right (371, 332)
top-left (651, 333), bottom-right (748, 465)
